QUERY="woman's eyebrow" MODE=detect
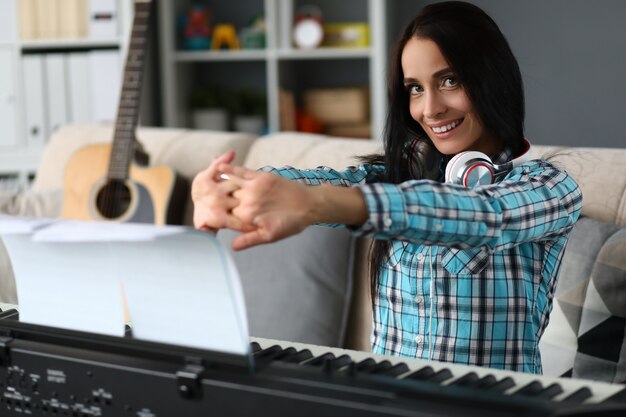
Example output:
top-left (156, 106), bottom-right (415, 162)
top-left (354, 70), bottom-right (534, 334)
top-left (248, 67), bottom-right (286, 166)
top-left (432, 67), bottom-right (453, 78)
top-left (403, 67), bottom-right (453, 85)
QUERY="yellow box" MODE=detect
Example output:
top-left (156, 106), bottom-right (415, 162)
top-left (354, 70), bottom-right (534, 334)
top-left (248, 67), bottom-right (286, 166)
top-left (322, 23), bottom-right (370, 48)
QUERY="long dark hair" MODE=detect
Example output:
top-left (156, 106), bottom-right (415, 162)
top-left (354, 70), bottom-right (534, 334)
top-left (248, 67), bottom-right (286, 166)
top-left (367, 1), bottom-right (526, 300)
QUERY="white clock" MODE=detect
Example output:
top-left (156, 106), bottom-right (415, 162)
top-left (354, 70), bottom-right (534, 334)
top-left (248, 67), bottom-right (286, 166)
top-left (293, 17), bottom-right (323, 49)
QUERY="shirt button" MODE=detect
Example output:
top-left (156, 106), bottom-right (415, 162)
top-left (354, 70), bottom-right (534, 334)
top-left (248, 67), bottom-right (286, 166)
top-left (383, 217), bottom-right (392, 227)
top-left (417, 253), bottom-right (425, 261)
top-left (435, 223), bottom-right (443, 230)
top-left (415, 295), bottom-right (424, 304)
top-left (415, 335), bottom-right (424, 344)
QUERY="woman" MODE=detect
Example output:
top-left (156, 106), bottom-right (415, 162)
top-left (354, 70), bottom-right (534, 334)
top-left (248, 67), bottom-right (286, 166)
top-left (192, 1), bottom-right (582, 374)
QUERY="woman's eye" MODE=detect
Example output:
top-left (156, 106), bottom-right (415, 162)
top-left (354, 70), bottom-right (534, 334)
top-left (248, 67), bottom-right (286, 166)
top-left (442, 77), bottom-right (458, 88)
top-left (408, 85), bottom-right (423, 95)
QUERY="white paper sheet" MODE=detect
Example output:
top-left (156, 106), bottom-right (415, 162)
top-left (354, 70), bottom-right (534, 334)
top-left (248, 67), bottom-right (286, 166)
top-left (2, 235), bottom-right (126, 336)
top-left (0, 215), bottom-right (56, 234)
top-left (0, 217), bottom-right (250, 355)
top-left (32, 219), bottom-right (186, 242)
top-left (120, 231), bottom-right (249, 355)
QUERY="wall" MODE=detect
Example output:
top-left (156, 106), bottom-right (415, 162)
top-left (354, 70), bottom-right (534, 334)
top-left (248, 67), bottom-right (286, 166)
top-left (388, 0), bottom-right (626, 148)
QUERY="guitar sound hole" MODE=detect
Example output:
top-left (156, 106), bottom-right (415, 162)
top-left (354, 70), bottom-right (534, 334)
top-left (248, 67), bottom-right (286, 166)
top-left (96, 180), bottom-right (132, 219)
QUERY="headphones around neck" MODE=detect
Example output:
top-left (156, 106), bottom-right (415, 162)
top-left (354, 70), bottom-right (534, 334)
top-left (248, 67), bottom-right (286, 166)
top-left (444, 139), bottom-right (532, 187)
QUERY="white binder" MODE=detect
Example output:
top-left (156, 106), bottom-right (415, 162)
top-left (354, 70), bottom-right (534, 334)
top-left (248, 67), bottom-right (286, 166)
top-left (0, 0), bottom-right (17, 42)
top-left (0, 48), bottom-right (18, 147)
top-left (66, 52), bottom-right (93, 123)
top-left (89, 50), bottom-right (121, 122)
top-left (44, 54), bottom-right (69, 135)
top-left (22, 54), bottom-right (48, 147)
top-left (88, 0), bottom-right (118, 39)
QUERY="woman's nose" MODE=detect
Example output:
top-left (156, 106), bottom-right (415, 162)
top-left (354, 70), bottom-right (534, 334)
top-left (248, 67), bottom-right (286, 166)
top-left (422, 91), bottom-right (446, 118)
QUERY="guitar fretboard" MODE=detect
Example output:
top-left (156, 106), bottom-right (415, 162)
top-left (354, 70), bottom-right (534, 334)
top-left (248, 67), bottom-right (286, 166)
top-left (108, 0), bottom-right (153, 181)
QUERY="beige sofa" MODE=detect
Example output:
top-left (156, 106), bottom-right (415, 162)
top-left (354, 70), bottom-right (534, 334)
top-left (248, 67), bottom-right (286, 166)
top-left (1, 123), bottom-right (625, 381)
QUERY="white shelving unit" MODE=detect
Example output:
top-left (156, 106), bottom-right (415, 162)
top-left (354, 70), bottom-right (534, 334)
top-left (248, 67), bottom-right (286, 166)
top-left (0, 0), bottom-right (133, 192)
top-left (158, 0), bottom-right (388, 140)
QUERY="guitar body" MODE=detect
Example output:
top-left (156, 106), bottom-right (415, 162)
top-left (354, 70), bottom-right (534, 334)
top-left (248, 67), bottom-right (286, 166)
top-left (61, 144), bottom-right (187, 225)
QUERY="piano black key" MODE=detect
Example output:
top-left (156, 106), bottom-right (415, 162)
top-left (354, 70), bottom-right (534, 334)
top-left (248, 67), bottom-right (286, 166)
top-left (535, 383), bottom-right (564, 400)
top-left (404, 366), bottom-right (435, 380)
top-left (514, 381), bottom-right (544, 396)
top-left (273, 347), bottom-right (298, 361)
top-left (428, 369), bottom-right (454, 383)
top-left (254, 345), bottom-right (284, 361)
top-left (282, 349), bottom-right (314, 364)
top-left (359, 360), bottom-right (393, 375)
top-left (484, 377), bottom-right (516, 393)
top-left (330, 354), bottom-right (353, 369)
top-left (305, 352), bottom-right (335, 367)
top-left (450, 372), bottom-right (479, 387)
top-left (375, 363), bottom-right (410, 377)
top-left (472, 375), bottom-right (497, 389)
top-left (250, 342), bottom-right (262, 353)
top-left (560, 387), bottom-right (593, 405)
top-left (355, 358), bottom-right (378, 372)
top-left (403, 366), bottom-right (455, 384)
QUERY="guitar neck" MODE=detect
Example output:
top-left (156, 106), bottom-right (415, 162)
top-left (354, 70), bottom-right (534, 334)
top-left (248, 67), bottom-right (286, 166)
top-left (108, 0), bottom-right (153, 181)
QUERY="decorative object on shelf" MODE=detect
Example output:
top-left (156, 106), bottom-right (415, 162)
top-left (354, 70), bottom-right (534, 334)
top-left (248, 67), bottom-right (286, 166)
top-left (302, 87), bottom-right (369, 125)
top-left (322, 23), bottom-right (370, 48)
top-left (189, 87), bottom-right (229, 131)
top-left (182, 4), bottom-right (212, 50)
top-left (211, 24), bottom-right (240, 50)
top-left (240, 15), bottom-right (266, 49)
top-left (296, 110), bottom-right (324, 134)
top-left (232, 89), bottom-right (267, 135)
top-left (302, 86), bottom-right (370, 138)
top-left (292, 5), bottom-right (324, 49)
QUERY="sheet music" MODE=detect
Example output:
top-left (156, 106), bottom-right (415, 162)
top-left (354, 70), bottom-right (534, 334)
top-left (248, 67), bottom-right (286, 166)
top-left (0, 216), bottom-right (250, 355)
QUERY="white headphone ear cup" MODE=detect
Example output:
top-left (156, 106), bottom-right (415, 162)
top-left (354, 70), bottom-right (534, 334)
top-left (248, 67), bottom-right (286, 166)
top-left (445, 151), bottom-right (492, 185)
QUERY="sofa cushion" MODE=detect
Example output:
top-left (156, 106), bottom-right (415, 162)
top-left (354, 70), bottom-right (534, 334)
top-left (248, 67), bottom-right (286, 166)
top-left (539, 216), bottom-right (626, 383)
top-left (574, 227), bottom-right (626, 382)
top-left (218, 226), bottom-right (355, 348)
top-left (242, 132), bottom-right (382, 170)
top-left (32, 123), bottom-right (256, 193)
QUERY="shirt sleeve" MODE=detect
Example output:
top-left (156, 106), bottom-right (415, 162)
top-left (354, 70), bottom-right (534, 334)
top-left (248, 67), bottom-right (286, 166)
top-left (260, 164), bottom-right (384, 186)
top-left (351, 160), bottom-right (583, 251)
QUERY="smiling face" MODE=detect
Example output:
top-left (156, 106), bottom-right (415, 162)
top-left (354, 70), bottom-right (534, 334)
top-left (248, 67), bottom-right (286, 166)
top-left (401, 37), bottom-right (500, 156)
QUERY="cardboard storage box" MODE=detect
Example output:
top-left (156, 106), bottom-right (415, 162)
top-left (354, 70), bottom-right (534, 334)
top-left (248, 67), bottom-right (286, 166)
top-left (302, 87), bottom-right (369, 125)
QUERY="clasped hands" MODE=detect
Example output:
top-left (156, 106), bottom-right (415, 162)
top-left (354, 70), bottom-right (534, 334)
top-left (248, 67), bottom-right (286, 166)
top-left (191, 151), bottom-right (319, 250)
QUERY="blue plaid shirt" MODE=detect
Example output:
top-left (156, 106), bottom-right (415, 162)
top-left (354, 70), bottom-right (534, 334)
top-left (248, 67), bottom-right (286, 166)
top-left (262, 148), bottom-right (582, 374)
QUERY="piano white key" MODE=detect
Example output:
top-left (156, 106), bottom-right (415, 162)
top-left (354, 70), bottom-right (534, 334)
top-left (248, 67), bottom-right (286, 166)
top-left (251, 336), bottom-right (626, 404)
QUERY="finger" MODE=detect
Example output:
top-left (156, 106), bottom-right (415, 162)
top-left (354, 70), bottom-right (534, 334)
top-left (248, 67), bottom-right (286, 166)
top-left (218, 164), bottom-right (258, 181)
top-left (231, 229), bottom-right (269, 251)
top-left (216, 179), bottom-right (240, 195)
top-left (207, 151), bottom-right (236, 178)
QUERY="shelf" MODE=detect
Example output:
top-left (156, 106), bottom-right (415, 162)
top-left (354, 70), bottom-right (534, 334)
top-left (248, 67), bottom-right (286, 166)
top-left (159, 0), bottom-right (387, 137)
top-left (0, 146), bottom-right (43, 174)
top-left (174, 49), bottom-right (268, 62)
top-left (275, 47), bottom-right (372, 60)
top-left (20, 38), bottom-right (123, 50)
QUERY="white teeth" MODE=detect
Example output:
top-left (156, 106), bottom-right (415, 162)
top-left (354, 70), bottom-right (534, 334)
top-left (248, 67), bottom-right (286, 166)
top-left (432, 119), bottom-right (460, 133)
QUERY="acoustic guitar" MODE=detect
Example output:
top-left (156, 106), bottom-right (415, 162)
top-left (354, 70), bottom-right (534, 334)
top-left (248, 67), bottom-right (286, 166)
top-left (61, 0), bottom-right (187, 225)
